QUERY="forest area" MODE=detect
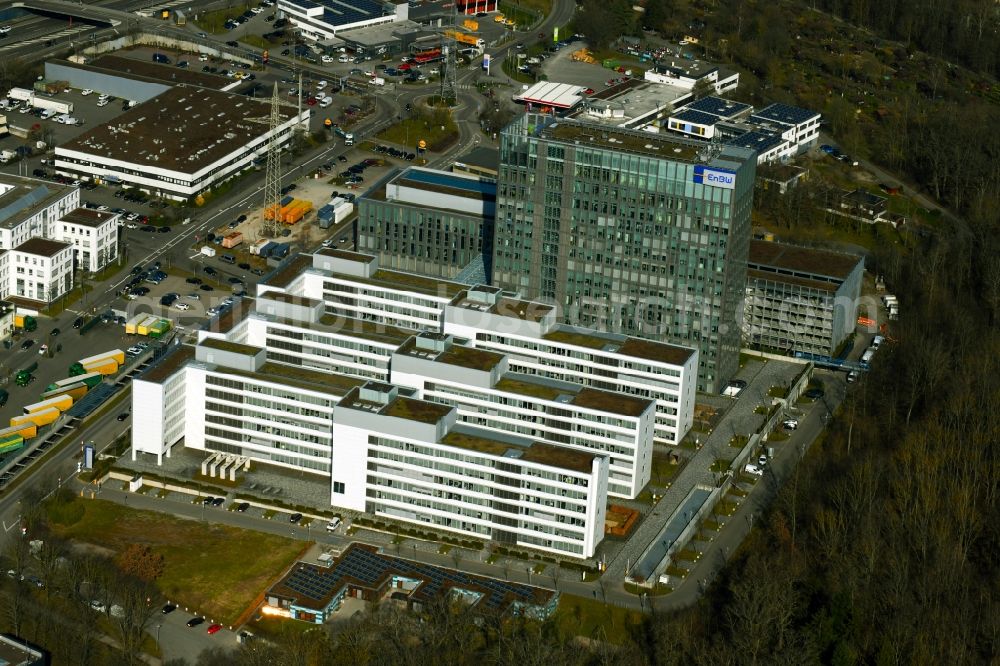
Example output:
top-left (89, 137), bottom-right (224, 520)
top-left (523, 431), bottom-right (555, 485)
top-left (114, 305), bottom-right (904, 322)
top-left (1, 1), bottom-right (999, 664)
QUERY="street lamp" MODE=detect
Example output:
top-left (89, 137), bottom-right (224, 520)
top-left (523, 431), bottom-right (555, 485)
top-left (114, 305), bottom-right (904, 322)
top-left (156, 623), bottom-right (161, 645)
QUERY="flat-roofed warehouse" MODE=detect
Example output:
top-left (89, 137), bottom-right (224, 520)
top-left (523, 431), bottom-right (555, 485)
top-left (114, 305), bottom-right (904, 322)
top-left (53, 86), bottom-right (310, 201)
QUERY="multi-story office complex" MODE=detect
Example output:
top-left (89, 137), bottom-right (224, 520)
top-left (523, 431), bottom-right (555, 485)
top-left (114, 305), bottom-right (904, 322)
top-left (743, 240), bottom-right (864, 356)
top-left (492, 114), bottom-right (756, 392)
top-left (357, 167), bottom-right (495, 283)
top-left (0, 175), bottom-right (80, 250)
top-left (254, 253), bottom-right (696, 447)
top-left (391, 332), bottom-right (655, 498)
top-left (443, 285), bottom-right (697, 447)
top-left (333, 382), bottom-right (607, 558)
top-left (132, 338), bottom-right (608, 559)
top-left (7, 239), bottom-right (74, 304)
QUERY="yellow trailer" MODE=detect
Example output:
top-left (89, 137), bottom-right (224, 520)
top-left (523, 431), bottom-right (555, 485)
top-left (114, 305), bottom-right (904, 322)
top-left (0, 423), bottom-right (37, 440)
top-left (79, 349), bottom-right (125, 367)
top-left (125, 313), bottom-right (146, 335)
top-left (82, 359), bottom-right (120, 376)
top-left (137, 316), bottom-right (159, 336)
top-left (23, 394), bottom-right (73, 415)
top-left (11, 407), bottom-right (59, 428)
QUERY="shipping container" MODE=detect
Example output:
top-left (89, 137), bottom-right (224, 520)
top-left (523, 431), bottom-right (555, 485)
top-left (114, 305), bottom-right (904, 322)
top-left (1, 423), bottom-right (37, 439)
top-left (78, 349), bottom-right (125, 367)
top-left (47, 373), bottom-right (100, 392)
top-left (258, 241), bottom-right (278, 258)
top-left (23, 394), bottom-right (73, 415)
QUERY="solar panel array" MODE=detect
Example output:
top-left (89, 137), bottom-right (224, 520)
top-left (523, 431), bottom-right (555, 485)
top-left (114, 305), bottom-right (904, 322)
top-left (321, 0), bottom-right (389, 26)
top-left (277, 546), bottom-right (550, 612)
top-left (684, 96), bottom-right (751, 119)
top-left (751, 103), bottom-right (818, 126)
top-left (673, 109), bottom-right (721, 126)
top-left (725, 130), bottom-right (784, 152)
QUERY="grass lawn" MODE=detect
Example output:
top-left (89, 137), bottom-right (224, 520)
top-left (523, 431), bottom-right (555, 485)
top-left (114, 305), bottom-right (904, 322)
top-left (376, 115), bottom-right (457, 153)
top-left (709, 458), bottom-right (731, 473)
top-left (48, 498), bottom-right (305, 624)
top-left (240, 34), bottom-right (270, 49)
top-left (553, 594), bottom-right (644, 644)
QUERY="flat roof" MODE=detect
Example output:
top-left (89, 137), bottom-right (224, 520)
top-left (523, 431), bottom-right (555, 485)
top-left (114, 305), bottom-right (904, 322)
top-left (262, 254), bottom-right (312, 289)
top-left (683, 96), bottom-right (752, 118)
top-left (199, 337), bottom-right (262, 356)
top-left (87, 55), bottom-right (232, 90)
top-left (515, 81), bottom-right (586, 109)
top-left (751, 102), bottom-right (820, 126)
top-left (339, 19), bottom-right (420, 45)
top-left (59, 207), bottom-right (116, 228)
top-left (0, 175), bottom-right (74, 230)
top-left (449, 290), bottom-right (555, 322)
top-left (725, 130), bottom-right (785, 153)
top-left (746, 267), bottom-right (839, 293)
top-left (268, 543), bottom-right (553, 616)
top-left (539, 120), bottom-right (705, 163)
top-left (217, 361), bottom-right (365, 396)
top-left (326, 267), bottom-right (466, 299)
top-left (441, 426), bottom-right (595, 473)
top-left (673, 109), bottom-right (721, 126)
top-left (339, 390), bottom-right (453, 424)
top-left (60, 86), bottom-right (300, 174)
top-left (747, 240), bottom-right (861, 281)
top-left (394, 167), bottom-right (496, 200)
top-left (141, 345), bottom-right (196, 384)
top-left (520, 441), bottom-right (595, 474)
top-left (542, 324), bottom-right (695, 366)
top-left (14, 238), bottom-right (71, 257)
top-left (651, 59), bottom-right (719, 79)
top-left (396, 336), bottom-right (505, 372)
top-left (284, 0), bottom-right (392, 27)
top-left (493, 375), bottom-right (651, 417)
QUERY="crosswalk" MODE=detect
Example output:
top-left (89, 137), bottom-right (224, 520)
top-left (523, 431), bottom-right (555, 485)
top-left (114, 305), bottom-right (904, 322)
top-left (0, 25), bottom-right (92, 52)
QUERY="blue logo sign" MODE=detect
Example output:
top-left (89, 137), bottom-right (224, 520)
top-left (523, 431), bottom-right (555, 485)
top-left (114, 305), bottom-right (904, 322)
top-left (693, 165), bottom-right (736, 189)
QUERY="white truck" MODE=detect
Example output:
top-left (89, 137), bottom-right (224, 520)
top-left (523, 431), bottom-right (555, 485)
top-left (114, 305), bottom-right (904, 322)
top-left (33, 96), bottom-right (73, 114)
top-left (334, 127), bottom-right (354, 146)
top-left (7, 87), bottom-right (34, 102)
top-left (370, 76), bottom-right (385, 86)
top-left (200, 246), bottom-right (217, 257)
top-left (0, 149), bottom-right (17, 164)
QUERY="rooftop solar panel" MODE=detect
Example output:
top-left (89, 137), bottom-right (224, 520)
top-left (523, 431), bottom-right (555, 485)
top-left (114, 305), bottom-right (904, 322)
top-left (751, 103), bottom-right (819, 126)
top-left (672, 109), bottom-right (721, 126)
top-left (725, 130), bottom-right (785, 152)
top-left (684, 96), bottom-right (751, 118)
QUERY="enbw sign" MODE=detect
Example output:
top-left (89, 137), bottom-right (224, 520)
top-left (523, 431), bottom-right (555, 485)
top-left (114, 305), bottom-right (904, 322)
top-left (693, 165), bottom-right (736, 189)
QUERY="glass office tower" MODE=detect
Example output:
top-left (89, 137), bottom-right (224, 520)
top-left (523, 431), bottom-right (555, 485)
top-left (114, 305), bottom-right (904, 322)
top-left (493, 114), bottom-right (756, 392)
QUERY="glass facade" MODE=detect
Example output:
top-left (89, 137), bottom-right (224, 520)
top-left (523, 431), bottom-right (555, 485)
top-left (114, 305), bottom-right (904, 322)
top-left (493, 114), bottom-right (756, 392)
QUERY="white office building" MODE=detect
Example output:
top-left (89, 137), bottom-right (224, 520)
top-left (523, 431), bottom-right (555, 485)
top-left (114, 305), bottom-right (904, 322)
top-left (0, 175), bottom-right (80, 250)
top-left (132, 338), bottom-right (608, 559)
top-left (279, 0), bottom-right (407, 41)
top-left (443, 286), bottom-right (698, 447)
top-left (55, 87), bottom-right (309, 202)
top-left (55, 208), bottom-right (119, 272)
top-left (392, 332), bottom-right (655, 499)
top-left (6, 238), bottom-right (74, 304)
top-left (333, 381), bottom-right (608, 558)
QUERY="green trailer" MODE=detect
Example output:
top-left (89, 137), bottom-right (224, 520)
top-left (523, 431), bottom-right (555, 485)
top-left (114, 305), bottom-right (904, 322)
top-left (0, 434), bottom-right (25, 456)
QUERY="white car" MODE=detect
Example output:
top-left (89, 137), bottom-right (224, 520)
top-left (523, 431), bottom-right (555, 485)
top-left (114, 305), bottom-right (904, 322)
top-left (321, 239), bottom-right (334, 248)
top-left (782, 419), bottom-right (799, 431)
top-left (321, 55), bottom-right (334, 63)
top-left (744, 463), bottom-right (764, 477)
top-left (173, 302), bottom-right (191, 311)
top-left (199, 54), bottom-right (209, 61)
top-left (126, 346), bottom-right (143, 356)
top-left (326, 517), bottom-right (342, 532)
top-left (81, 88), bottom-right (93, 96)
top-left (97, 99), bottom-right (109, 107)
top-left (126, 223), bottom-right (138, 229)
top-left (206, 307), bottom-right (221, 316)
top-left (0, 26), bottom-right (11, 35)
top-left (316, 80), bottom-right (327, 88)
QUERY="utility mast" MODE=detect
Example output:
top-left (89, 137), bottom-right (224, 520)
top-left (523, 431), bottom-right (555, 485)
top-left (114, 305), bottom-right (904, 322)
top-left (262, 82), bottom-right (283, 238)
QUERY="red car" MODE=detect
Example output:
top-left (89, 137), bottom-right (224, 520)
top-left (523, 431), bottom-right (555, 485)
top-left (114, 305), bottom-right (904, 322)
top-left (207, 623), bottom-right (223, 635)
top-left (306, 97), bottom-right (317, 106)
top-left (398, 63), bottom-right (411, 71)
top-left (584, 88), bottom-right (595, 95)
